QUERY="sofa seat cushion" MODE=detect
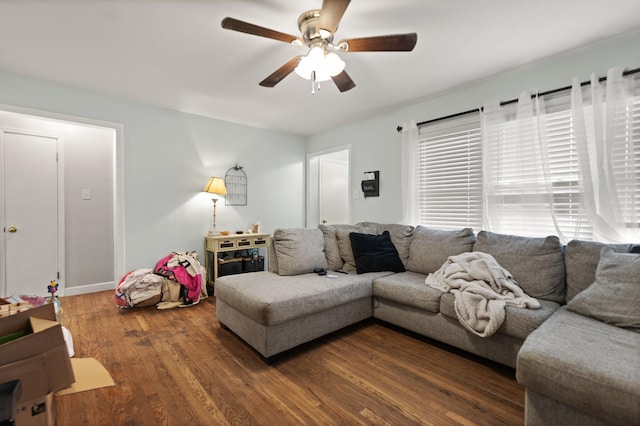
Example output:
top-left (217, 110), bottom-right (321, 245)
top-left (517, 307), bottom-right (640, 425)
top-left (439, 294), bottom-right (560, 340)
top-left (372, 271), bottom-right (442, 313)
top-left (215, 271), bottom-right (383, 326)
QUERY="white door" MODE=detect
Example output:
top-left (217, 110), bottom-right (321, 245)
top-left (307, 148), bottom-right (350, 226)
top-left (2, 129), bottom-right (60, 296)
top-left (319, 156), bottom-right (350, 224)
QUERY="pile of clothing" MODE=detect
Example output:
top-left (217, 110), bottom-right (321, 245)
top-left (114, 251), bottom-right (207, 309)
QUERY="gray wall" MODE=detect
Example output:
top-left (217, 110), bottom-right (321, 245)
top-left (0, 71), bottom-right (306, 292)
top-left (307, 29), bottom-right (640, 225)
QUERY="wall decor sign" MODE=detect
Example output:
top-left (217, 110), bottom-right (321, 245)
top-left (361, 170), bottom-right (379, 197)
top-left (225, 164), bottom-right (247, 206)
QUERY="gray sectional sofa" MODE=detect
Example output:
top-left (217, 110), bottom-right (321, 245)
top-left (214, 223), bottom-right (639, 425)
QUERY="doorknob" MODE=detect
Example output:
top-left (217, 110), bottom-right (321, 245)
top-left (7, 227), bottom-right (17, 233)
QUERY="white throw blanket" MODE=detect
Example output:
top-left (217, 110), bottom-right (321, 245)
top-left (425, 252), bottom-right (540, 337)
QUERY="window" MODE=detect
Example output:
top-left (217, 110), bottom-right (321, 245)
top-left (412, 70), bottom-right (640, 242)
top-left (416, 113), bottom-right (482, 230)
top-left (484, 102), bottom-right (593, 241)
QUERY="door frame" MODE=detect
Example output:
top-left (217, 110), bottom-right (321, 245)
top-left (306, 145), bottom-right (351, 227)
top-left (0, 126), bottom-right (66, 296)
top-left (0, 104), bottom-right (125, 295)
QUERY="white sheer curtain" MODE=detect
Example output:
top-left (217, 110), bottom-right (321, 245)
top-left (481, 93), bottom-right (567, 239)
top-left (400, 120), bottom-right (419, 225)
top-left (571, 67), bottom-right (640, 242)
top-left (481, 67), bottom-right (639, 243)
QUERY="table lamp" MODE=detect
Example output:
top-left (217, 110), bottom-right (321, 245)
top-left (203, 177), bottom-right (227, 236)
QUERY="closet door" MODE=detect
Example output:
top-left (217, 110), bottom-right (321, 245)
top-left (2, 129), bottom-right (60, 296)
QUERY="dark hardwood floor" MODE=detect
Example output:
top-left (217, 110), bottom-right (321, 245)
top-left (55, 291), bottom-right (524, 425)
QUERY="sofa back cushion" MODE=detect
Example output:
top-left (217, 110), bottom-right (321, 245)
top-left (268, 243), bottom-right (279, 273)
top-left (319, 223), bottom-right (377, 273)
top-left (473, 231), bottom-right (565, 303)
top-left (336, 224), bottom-right (378, 273)
top-left (566, 247), bottom-right (640, 331)
top-left (319, 224), bottom-right (344, 271)
top-left (564, 239), bottom-right (633, 302)
top-left (406, 226), bottom-right (476, 275)
top-left (272, 228), bottom-right (327, 276)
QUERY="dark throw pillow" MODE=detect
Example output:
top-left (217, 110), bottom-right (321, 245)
top-left (349, 231), bottom-right (405, 274)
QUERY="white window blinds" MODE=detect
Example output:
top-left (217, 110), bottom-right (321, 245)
top-left (610, 95), bottom-right (640, 228)
top-left (416, 113), bottom-right (483, 230)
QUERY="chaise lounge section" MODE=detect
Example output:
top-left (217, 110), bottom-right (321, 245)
top-left (215, 227), bottom-right (394, 360)
top-left (516, 241), bottom-right (640, 425)
top-left (215, 270), bottom-right (389, 361)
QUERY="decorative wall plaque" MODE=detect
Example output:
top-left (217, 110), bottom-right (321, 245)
top-left (224, 164), bottom-right (247, 206)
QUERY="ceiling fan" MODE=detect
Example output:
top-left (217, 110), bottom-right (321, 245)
top-left (221, 0), bottom-right (417, 94)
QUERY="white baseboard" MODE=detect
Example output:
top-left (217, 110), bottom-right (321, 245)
top-left (64, 281), bottom-right (116, 296)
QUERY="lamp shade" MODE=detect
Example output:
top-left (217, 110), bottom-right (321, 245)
top-left (203, 177), bottom-right (227, 196)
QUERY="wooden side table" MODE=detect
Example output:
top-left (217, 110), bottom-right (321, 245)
top-left (204, 233), bottom-right (270, 288)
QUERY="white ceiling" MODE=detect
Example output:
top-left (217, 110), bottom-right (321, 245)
top-left (1, 1), bottom-right (640, 136)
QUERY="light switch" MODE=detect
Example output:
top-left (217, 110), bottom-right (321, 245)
top-left (82, 189), bottom-right (91, 200)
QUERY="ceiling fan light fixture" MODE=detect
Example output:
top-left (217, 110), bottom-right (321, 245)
top-left (294, 47), bottom-right (345, 82)
top-left (324, 52), bottom-right (345, 76)
top-left (306, 46), bottom-right (325, 68)
top-left (294, 48), bottom-right (319, 80)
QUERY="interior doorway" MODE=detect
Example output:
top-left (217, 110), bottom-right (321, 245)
top-left (0, 106), bottom-right (124, 296)
top-left (307, 146), bottom-right (350, 227)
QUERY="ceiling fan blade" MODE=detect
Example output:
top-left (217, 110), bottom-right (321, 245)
top-left (222, 17), bottom-right (300, 44)
top-left (259, 56), bottom-right (302, 87)
top-left (318, 0), bottom-right (351, 37)
top-left (339, 33), bottom-right (417, 52)
top-left (331, 70), bottom-right (356, 92)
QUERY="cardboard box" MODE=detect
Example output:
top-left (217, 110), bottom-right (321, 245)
top-left (0, 303), bottom-right (75, 406)
top-left (56, 358), bottom-right (115, 396)
top-left (12, 391), bottom-right (54, 426)
top-left (14, 392), bottom-right (55, 426)
top-left (0, 356), bottom-right (53, 425)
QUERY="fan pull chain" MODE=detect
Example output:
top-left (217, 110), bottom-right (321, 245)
top-left (311, 71), bottom-right (316, 95)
